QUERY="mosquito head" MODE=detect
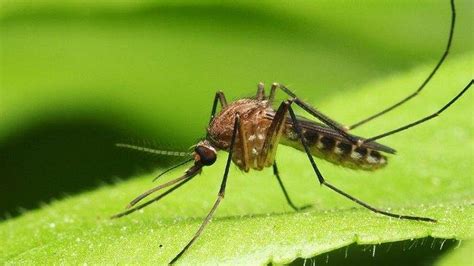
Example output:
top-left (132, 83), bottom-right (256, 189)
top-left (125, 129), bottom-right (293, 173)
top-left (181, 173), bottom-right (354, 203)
top-left (193, 140), bottom-right (217, 166)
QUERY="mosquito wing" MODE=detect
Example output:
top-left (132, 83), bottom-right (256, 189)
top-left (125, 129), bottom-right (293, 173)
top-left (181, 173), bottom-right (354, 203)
top-left (266, 112), bottom-right (395, 170)
top-left (293, 115), bottom-right (396, 154)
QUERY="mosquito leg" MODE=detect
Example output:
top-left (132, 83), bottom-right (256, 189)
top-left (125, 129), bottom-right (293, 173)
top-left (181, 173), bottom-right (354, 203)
top-left (258, 100), bottom-right (290, 167)
top-left (267, 83), bottom-right (278, 106)
top-left (260, 100), bottom-right (310, 210)
top-left (169, 114), bottom-right (241, 264)
top-left (276, 84), bottom-right (359, 145)
top-left (238, 117), bottom-right (250, 171)
top-left (111, 175), bottom-right (195, 219)
top-left (363, 80), bottom-right (472, 144)
top-left (256, 82), bottom-right (266, 101)
top-left (348, 0), bottom-right (456, 130)
top-left (287, 102), bottom-right (436, 222)
top-left (208, 91), bottom-right (228, 124)
top-left (273, 162), bottom-right (311, 211)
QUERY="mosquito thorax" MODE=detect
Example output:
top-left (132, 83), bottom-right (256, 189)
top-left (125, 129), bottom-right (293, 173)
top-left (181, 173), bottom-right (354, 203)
top-left (194, 142), bottom-right (217, 166)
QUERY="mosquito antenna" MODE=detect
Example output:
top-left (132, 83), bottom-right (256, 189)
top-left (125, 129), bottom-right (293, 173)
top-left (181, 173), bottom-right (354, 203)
top-left (126, 164), bottom-right (202, 209)
top-left (153, 158), bottom-right (194, 182)
top-left (115, 143), bottom-right (190, 157)
top-left (348, 0), bottom-right (456, 130)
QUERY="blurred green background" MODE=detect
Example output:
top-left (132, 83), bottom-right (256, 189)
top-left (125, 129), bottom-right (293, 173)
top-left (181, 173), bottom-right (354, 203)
top-left (0, 0), bottom-right (472, 219)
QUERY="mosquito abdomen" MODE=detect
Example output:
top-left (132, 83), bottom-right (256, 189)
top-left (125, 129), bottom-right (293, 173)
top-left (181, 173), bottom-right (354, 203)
top-left (281, 126), bottom-right (387, 170)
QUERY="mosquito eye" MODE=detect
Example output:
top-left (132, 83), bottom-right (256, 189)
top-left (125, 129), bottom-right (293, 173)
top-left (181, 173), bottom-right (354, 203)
top-left (195, 146), bottom-right (217, 166)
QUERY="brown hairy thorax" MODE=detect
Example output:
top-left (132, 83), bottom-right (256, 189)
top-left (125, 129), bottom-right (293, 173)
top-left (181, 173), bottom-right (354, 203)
top-left (207, 96), bottom-right (389, 172)
top-left (207, 98), bottom-right (275, 171)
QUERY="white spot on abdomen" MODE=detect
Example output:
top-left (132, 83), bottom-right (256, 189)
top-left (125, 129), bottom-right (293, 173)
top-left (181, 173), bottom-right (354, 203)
top-left (366, 156), bottom-right (378, 164)
top-left (351, 151), bottom-right (362, 159)
top-left (286, 129), bottom-right (298, 140)
top-left (317, 141), bottom-right (324, 149)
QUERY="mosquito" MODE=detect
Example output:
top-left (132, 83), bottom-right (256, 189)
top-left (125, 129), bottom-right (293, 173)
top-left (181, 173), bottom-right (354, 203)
top-left (112, 0), bottom-right (472, 264)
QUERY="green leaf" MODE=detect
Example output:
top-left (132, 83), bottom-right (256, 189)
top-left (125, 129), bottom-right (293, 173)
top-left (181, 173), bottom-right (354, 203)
top-left (1, 0), bottom-right (473, 264)
top-left (436, 240), bottom-right (474, 266)
top-left (1, 52), bottom-right (472, 264)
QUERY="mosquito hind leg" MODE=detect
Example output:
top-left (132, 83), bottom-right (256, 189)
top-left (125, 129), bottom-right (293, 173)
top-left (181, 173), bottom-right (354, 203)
top-left (286, 101), bottom-right (436, 222)
top-left (169, 114), bottom-right (241, 264)
top-left (362, 80), bottom-right (472, 144)
top-left (273, 163), bottom-right (312, 211)
top-left (348, 0), bottom-right (456, 130)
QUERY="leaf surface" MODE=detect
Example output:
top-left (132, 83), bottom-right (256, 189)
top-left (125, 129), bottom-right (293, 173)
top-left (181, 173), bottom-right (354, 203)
top-left (1, 53), bottom-right (472, 264)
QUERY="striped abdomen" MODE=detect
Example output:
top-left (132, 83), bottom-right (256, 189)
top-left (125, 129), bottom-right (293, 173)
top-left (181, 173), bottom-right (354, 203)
top-left (280, 121), bottom-right (390, 171)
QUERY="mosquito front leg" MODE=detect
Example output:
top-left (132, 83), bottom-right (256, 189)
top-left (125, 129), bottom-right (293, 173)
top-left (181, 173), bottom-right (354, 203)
top-left (287, 101), bottom-right (436, 222)
top-left (169, 114), bottom-right (241, 264)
